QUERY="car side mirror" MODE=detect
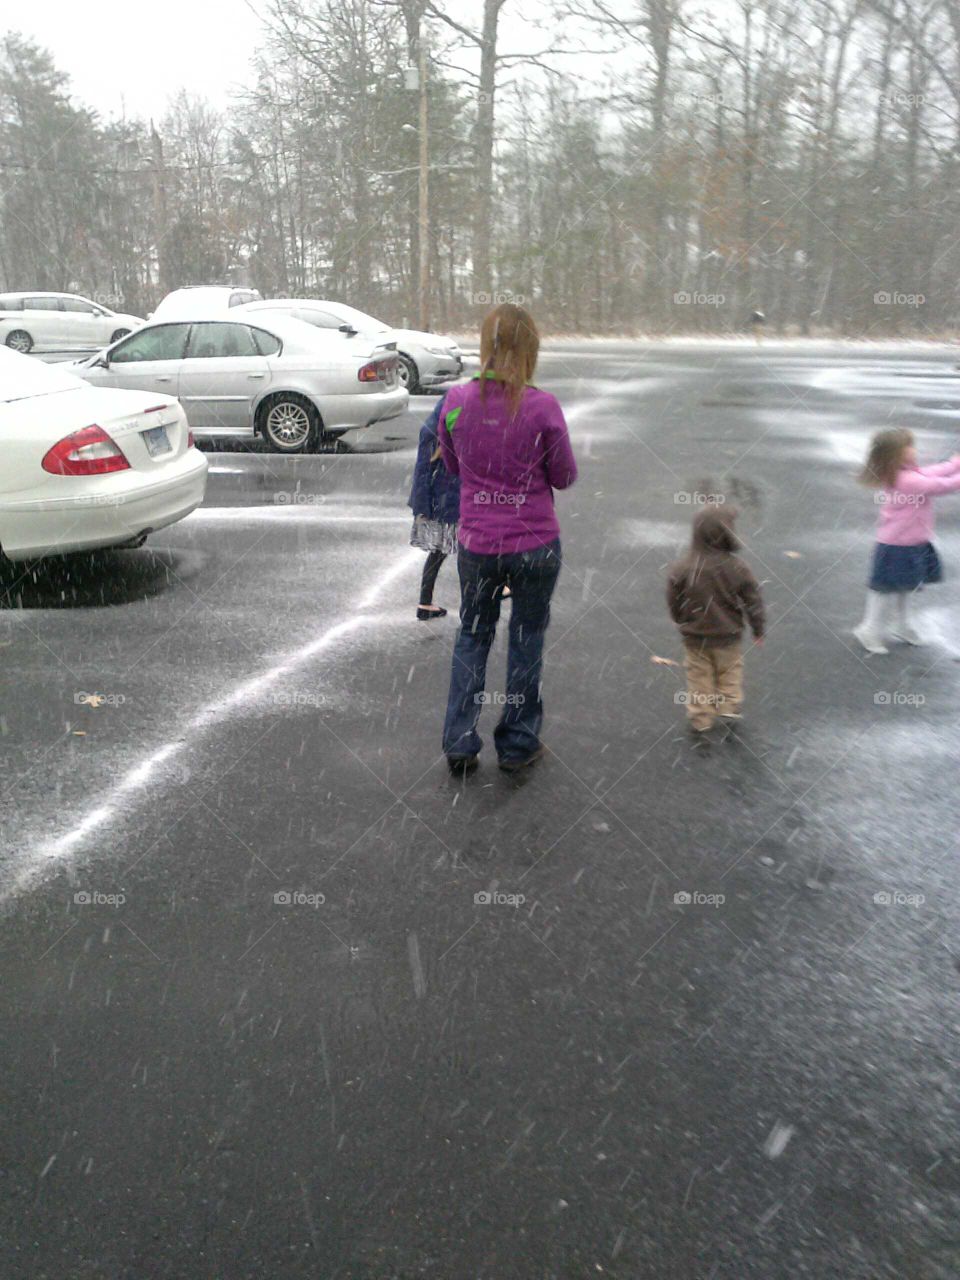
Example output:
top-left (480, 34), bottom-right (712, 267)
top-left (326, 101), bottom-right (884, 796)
top-left (95, 355), bottom-right (110, 369)
top-left (338, 324), bottom-right (358, 336)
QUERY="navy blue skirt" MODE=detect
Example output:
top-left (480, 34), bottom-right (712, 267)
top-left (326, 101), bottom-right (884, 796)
top-left (869, 541), bottom-right (942, 593)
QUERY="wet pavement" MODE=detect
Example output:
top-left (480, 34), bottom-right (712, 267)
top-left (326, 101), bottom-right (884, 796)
top-left (4, 340), bottom-right (960, 1278)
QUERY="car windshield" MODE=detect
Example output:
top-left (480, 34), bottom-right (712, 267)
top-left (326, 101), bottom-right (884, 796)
top-left (0, 348), bottom-right (86, 403)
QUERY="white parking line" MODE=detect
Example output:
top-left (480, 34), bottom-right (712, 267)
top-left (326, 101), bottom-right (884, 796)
top-left (10, 549), bottom-right (422, 898)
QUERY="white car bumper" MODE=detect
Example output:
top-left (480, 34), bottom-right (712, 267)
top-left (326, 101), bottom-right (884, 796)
top-left (0, 451), bottom-right (208, 560)
top-left (320, 387), bottom-right (410, 433)
top-left (416, 353), bottom-right (463, 387)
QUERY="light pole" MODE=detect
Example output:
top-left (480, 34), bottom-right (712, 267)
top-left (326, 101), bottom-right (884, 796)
top-left (404, 32), bottom-right (430, 332)
top-left (417, 34), bottom-right (430, 332)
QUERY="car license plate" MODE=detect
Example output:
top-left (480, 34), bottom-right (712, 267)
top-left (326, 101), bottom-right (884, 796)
top-left (142, 424), bottom-right (172, 457)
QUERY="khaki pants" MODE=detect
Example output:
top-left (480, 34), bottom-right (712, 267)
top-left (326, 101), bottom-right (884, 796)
top-left (682, 642), bottom-right (744, 731)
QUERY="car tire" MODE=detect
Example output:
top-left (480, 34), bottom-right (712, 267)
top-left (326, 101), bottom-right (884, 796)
top-left (398, 353), bottom-right (421, 394)
top-left (5, 330), bottom-right (33, 354)
top-left (258, 393), bottom-right (321, 453)
top-left (110, 328), bottom-right (131, 343)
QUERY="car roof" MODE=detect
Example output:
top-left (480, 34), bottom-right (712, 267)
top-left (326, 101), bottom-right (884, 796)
top-left (241, 298), bottom-right (389, 328)
top-left (126, 313), bottom-right (350, 354)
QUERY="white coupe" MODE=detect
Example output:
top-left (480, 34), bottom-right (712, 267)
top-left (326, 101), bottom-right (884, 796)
top-left (0, 348), bottom-right (207, 561)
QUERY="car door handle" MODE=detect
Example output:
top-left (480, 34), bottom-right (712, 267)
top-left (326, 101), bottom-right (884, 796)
top-left (248, 373), bottom-right (266, 380)
top-left (156, 375), bottom-right (174, 383)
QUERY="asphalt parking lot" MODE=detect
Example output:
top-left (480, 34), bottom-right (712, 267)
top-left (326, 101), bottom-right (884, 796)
top-left (4, 340), bottom-right (960, 1279)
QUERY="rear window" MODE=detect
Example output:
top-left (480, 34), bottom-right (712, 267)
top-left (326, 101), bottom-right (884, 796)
top-left (0, 295), bottom-right (23, 311)
top-left (295, 308), bottom-right (342, 329)
top-left (61, 297), bottom-right (97, 313)
top-left (252, 327), bottom-right (281, 356)
top-left (24, 297), bottom-right (61, 311)
top-left (186, 322), bottom-right (261, 358)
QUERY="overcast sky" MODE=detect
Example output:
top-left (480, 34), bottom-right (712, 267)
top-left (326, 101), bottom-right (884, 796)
top-left (3, 0), bottom-right (266, 121)
top-left (3, 1), bottom-right (582, 123)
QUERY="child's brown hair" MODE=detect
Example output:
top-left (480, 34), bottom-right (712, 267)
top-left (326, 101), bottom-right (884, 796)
top-left (859, 428), bottom-right (913, 488)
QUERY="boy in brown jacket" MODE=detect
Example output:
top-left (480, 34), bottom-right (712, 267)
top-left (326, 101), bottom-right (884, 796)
top-left (666, 505), bottom-right (765, 732)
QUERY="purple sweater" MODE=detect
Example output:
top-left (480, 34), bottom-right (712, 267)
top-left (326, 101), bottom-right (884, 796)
top-left (438, 375), bottom-right (578, 554)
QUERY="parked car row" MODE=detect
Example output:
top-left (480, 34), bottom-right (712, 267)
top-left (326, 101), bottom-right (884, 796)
top-left (150, 287), bottom-right (464, 393)
top-left (0, 283), bottom-right (466, 560)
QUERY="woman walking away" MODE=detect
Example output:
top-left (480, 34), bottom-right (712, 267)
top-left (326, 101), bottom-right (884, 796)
top-left (408, 394), bottom-right (459, 620)
top-left (439, 303), bottom-right (577, 773)
top-left (855, 428), bottom-right (960, 655)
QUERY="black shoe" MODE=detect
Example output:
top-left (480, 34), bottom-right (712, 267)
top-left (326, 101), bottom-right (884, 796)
top-left (498, 745), bottom-right (546, 773)
top-left (447, 754), bottom-right (478, 774)
top-left (417, 606), bottom-right (448, 621)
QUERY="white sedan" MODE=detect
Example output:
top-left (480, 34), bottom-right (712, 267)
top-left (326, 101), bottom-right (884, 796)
top-left (237, 299), bottom-right (463, 393)
top-left (0, 349), bottom-right (207, 561)
top-left (0, 292), bottom-right (144, 354)
top-left (71, 314), bottom-right (409, 451)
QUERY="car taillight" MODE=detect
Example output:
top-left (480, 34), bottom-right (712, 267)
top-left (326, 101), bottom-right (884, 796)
top-left (188, 430), bottom-right (195, 447)
top-left (358, 357), bottom-right (397, 383)
top-left (41, 425), bottom-right (130, 476)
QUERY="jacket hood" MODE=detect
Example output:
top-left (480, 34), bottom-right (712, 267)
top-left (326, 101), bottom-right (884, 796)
top-left (691, 505), bottom-right (740, 553)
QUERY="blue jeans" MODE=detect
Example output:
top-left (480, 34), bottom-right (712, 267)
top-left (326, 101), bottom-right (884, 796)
top-left (442, 539), bottom-right (562, 761)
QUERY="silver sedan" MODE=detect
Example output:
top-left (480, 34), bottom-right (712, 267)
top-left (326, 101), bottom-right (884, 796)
top-left (71, 315), bottom-right (409, 452)
top-left (237, 299), bottom-right (463, 393)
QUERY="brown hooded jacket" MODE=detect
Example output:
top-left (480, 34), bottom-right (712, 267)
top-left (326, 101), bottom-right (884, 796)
top-left (666, 506), bottom-right (765, 647)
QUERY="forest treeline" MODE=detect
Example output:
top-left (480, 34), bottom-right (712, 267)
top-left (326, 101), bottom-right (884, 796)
top-left (2, 0), bottom-right (960, 335)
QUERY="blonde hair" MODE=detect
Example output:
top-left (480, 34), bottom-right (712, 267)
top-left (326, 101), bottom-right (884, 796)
top-left (859, 428), bottom-right (913, 488)
top-left (478, 303), bottom-right (539, 414)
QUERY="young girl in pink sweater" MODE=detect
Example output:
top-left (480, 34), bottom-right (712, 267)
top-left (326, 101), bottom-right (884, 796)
top-left (855, 427), bottom-right (960, 654)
